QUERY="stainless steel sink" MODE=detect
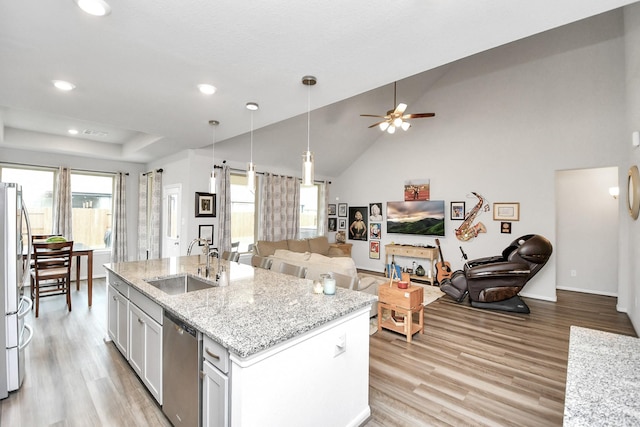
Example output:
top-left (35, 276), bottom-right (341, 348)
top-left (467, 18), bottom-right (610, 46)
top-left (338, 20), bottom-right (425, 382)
top-left (144, 274), bottom-right (217, 295)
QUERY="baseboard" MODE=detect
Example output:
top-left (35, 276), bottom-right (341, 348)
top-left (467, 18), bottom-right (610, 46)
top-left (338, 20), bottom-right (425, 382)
top-left (556, 286), bottom-right (617, 297)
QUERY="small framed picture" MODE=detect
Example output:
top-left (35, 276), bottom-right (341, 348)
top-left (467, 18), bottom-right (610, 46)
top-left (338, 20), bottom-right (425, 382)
top-left (369, 203), bottom-right (383, 221)
top-left (501, 222), bottom-right (512, 234)
top-left (328, 204), bottom-right (336, 215)
top-left (451, 201), bottom-right (466, 220)
top-left (338, 203), bottom-right (348, 217)
top-left (198, 224), bottom-right (214, 245)
top-left (328, 217), bottom-right (337, 232)
top-left (369, 241), bottom-right (380, 259)
top-left (493, 202), bottom-right (520, 221)
top-left (369, 222), bottom-right (381, 240)
top-left (195, 192), bottom-right (216, 217)
top-left (338, 218), bottom-right (347, 230)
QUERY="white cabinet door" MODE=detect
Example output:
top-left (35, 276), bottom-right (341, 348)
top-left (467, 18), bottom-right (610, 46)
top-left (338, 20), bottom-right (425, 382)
top-left (107, 285), bottom-right (129, 358)
top-left (143, 313), bottom-right (162, 404)
top-left (128, 304), bottom-right (145, 378)
top-left (202, 360), bottom-right (229, 427)
top-left (128, 303), bottom-right (163, 404)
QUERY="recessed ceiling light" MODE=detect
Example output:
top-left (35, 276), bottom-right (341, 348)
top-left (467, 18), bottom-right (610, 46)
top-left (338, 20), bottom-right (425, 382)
top-left (74, 0), bottom-right (111, 17)
top-left (52, 80), bottom-right (76, 91)
top-left (68, 129), bottom-right (79, 135)
top-left (197, 84), bottom-right (217, 95)
top-left (246, 102), bottom-right (259, 111)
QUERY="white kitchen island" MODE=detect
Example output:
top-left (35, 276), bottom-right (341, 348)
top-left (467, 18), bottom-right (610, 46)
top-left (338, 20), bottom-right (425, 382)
top-left (104, 256), bottom-right (375, 427)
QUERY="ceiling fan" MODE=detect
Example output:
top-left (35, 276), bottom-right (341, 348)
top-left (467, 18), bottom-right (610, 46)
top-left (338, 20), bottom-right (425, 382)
top-left (361, 82), bottom-right (435, 134)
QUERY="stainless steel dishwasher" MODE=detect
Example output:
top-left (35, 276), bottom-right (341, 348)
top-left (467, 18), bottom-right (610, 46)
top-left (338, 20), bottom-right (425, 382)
top-left (163, 310), bottom-right (201, 427)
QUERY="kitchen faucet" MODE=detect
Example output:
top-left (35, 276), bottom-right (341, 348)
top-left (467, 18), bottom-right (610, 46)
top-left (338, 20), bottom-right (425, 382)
top-left (187, 238), bottom-right (213, 278)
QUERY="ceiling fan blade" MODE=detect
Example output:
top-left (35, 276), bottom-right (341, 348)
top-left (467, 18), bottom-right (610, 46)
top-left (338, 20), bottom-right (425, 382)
top-left (360, 114), bottom-right (386, 118)
top-left (394, 103), bottom-right (407, 115)
top-left (368, 120), bottom-right (387, 128)
top-left (403, 113), bottom-right (436, 119)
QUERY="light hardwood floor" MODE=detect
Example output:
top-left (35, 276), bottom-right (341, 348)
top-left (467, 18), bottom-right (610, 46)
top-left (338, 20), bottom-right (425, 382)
top-left (366, 289), bottom-right (636, 427)
top-left (0, 279), bottom-right (635, 426)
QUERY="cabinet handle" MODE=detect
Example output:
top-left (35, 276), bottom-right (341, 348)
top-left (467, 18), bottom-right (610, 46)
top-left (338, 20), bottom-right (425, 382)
top-left (205, 348), bottom-right (220, 360)
top-left (112, 296), bottom-right (116, 301)
top-left (138, 318), bottom-right (145, 325)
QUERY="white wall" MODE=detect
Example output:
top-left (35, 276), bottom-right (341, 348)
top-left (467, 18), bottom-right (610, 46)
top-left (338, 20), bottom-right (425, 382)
top-left (623, 3), bottom-right (640, 330)
top-left (147, 148), bottom-right (218, 256)
top-left (331, 9), bottom-right (628, 303)
top-left (556, 167), bottom-right (619, 295)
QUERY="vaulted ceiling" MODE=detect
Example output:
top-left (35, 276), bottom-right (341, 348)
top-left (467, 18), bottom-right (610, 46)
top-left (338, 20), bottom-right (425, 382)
top-left (1, 1), bottom-right (636, 176)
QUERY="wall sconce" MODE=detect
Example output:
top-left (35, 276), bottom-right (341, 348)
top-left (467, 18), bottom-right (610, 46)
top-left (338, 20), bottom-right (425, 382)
top-left (609, 186), bottom-right (619, 199)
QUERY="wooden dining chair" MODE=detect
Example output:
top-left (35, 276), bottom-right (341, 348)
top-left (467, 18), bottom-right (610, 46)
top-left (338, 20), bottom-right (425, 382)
top-left (30, 240), bottom-right (74, 317)
top-left (279, 262), bottom-right (307, 278)
top-left (221, 251), bottom-right (240, 262)
top-left (251, 255), bottom-right (273, 270)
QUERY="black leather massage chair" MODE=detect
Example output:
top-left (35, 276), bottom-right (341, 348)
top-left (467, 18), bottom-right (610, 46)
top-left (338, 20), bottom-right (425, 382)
top-left (439, 234), bottom-right (553, 313)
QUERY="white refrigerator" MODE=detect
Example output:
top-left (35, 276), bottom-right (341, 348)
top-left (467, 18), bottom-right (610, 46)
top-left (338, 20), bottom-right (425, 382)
top-left (0, 182), bottom-right (33, 399)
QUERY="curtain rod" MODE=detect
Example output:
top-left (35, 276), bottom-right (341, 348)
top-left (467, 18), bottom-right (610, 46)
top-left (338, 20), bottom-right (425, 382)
top-left (142, 168), bottom-right (163, 176)
top-left (1, 161), bottom-right (130, 176)
top-left (214, 163), bottom-right (330, 184)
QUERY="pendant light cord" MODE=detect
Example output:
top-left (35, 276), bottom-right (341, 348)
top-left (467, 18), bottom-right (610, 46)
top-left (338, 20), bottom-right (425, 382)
top-left (212, 124), bottom-right (216, 167)
top-left (307, 82), bottom-right (311, 152)
top-left (250, 111), bottom-right (254, 163)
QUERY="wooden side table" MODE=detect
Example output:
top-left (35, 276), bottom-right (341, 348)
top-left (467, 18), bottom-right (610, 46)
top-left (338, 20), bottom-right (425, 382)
top-left (377, 281), bottom-right (424, 342)
top-left (384, 244), bottom-right (438, 285)
top-left (330, 243), bottom-right (353, 257)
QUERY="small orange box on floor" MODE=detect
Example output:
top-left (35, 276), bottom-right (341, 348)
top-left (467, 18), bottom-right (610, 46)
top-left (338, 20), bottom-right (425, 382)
top-left (378, 281), bottom-right (423, 309)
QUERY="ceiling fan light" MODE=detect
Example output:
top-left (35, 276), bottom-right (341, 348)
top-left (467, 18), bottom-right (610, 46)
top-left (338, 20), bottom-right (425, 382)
top-left (379, 122), bottom-right (390, 131)
top-left (387, 125), bottom-right (396, 134)
top-left (393, 117), bottom-right (403, 127)
top-left (401, 121), bottom-right (411, 131)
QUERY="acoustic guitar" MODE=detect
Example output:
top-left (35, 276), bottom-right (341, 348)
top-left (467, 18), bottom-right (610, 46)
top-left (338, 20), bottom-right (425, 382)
top-left (435, 238), bottom-right (452, 284)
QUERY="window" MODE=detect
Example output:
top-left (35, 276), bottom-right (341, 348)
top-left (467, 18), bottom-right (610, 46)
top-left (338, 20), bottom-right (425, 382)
top-left (230, 174), bottom-right (256, 252)
top-left (1, 167), bottom-right (55, 236)
top-left (1, 165), bottom-right (114, 250)
top-left (299, 184), bottom-right (319, 239)
top-left (229, 174), bottom-right (323, 248)
top-left (70, 173), bottom-right (114, 249)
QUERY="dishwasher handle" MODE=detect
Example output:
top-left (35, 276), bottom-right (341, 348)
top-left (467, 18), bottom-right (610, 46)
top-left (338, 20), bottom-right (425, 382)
top-left (164, 310), bottom-right (197, 338)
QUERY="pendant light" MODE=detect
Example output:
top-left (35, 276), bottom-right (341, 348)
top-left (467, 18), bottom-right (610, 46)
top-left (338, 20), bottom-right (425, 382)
top-left (301, 75), bottom-right (316, 187)
top-left (208, 120), bottom-right (219, 193)
top-left (246, 102), bottom-right (259, 192)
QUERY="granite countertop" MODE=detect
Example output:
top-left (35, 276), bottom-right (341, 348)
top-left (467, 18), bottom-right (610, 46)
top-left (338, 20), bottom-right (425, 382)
top-left (564, 326), bottom-right (640, 426)
top-left (104, 256), bottom-right (376, 359)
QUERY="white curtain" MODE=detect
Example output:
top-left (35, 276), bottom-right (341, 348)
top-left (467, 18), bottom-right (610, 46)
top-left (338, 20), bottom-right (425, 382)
top-left (137, 170), bottom-right (162, 260)
top-left (317, 181), bottom-right (330, 235)
top-left (259, 173), bottom-right (300, 241)
top-left (217, 164), bottom-right (232, 253)
top-left (52, 166), bottom-right (73, 240)
top-left (111, 172), bottom-right (128, 263)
